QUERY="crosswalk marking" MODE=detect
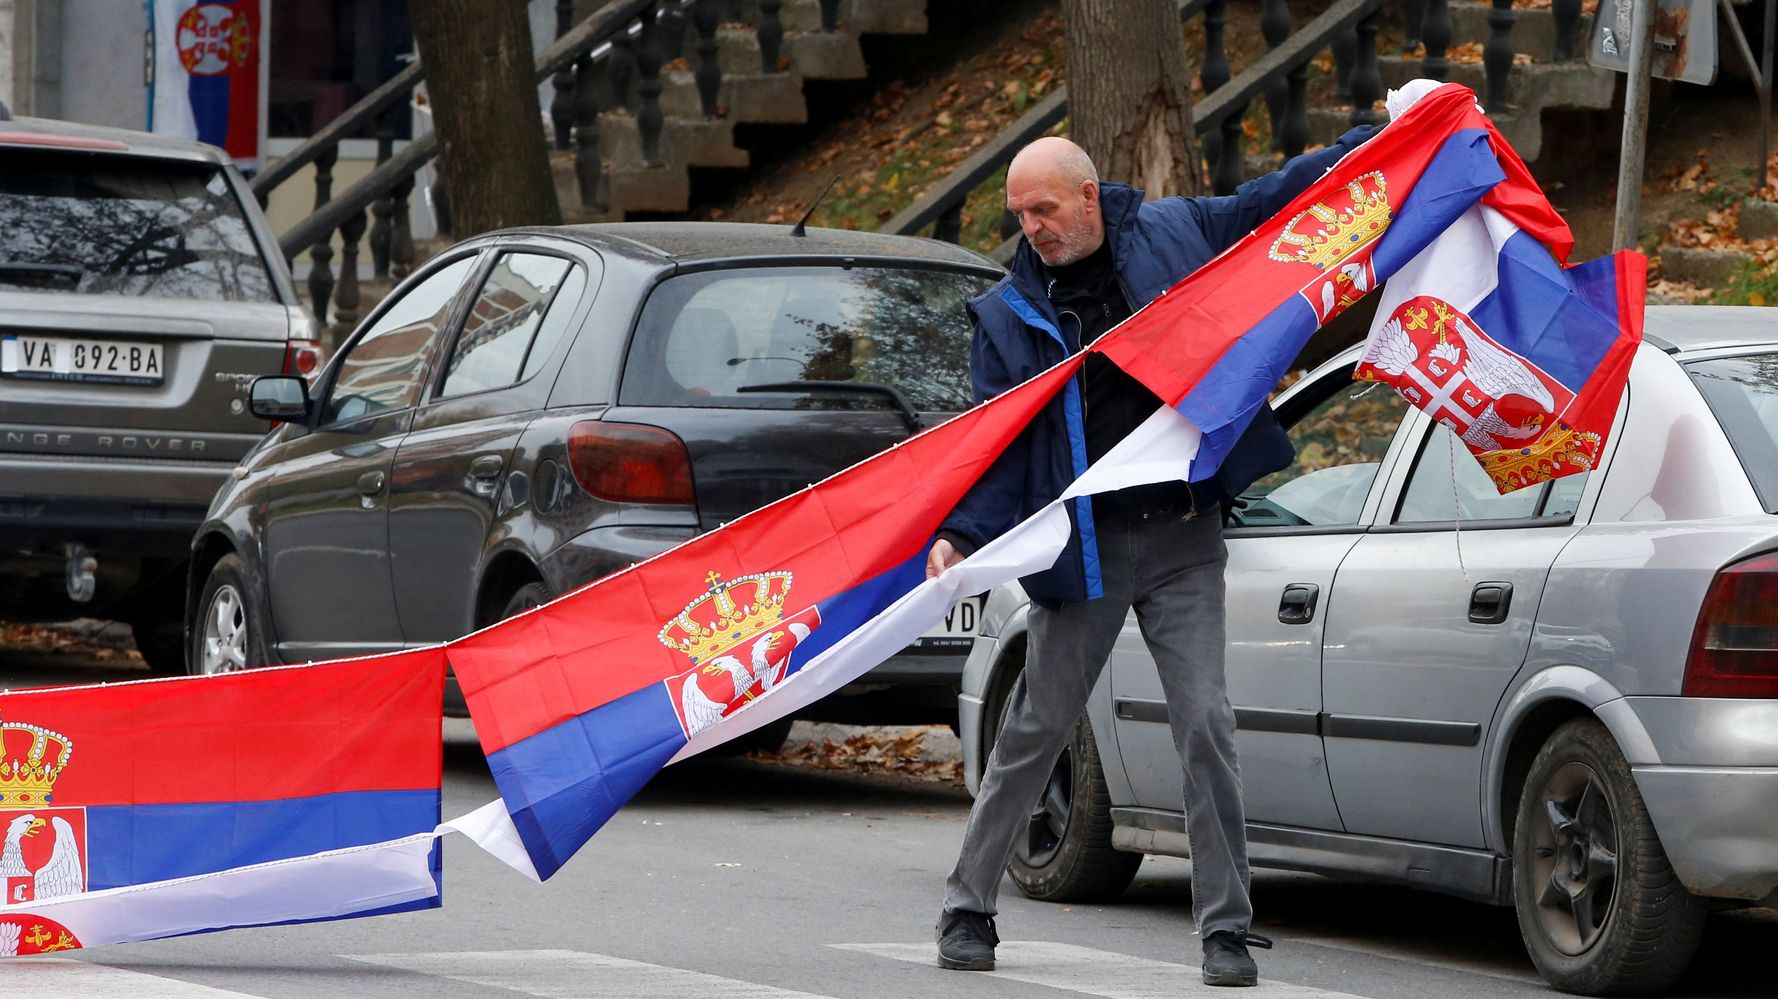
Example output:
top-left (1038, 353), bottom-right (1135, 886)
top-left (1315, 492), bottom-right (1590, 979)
top-left (0, 958), bottom-right (265, 998)
top-left (347, 949), bottom-right (840, 998)
top-left (832, 941), bottom-right (1375, 999)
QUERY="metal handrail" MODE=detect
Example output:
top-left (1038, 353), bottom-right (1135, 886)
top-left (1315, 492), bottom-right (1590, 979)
top-left (881, 0), bottom-right (1382, 244)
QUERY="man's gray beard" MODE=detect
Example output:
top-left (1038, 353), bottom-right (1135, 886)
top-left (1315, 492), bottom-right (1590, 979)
top-left (1036, 212), bottom-right (1099, 266)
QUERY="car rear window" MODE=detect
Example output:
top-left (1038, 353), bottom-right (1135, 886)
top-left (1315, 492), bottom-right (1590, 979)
top-left (1687, 353), bottom-right (1778, 513)
top-left (0, 149), bottom-right (276, 302)
top-left (619, 265), bottom-right (994, 412)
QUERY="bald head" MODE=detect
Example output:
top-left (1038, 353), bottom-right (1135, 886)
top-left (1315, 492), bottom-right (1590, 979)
top-left (1005, 137), bottom-right (1104, 267)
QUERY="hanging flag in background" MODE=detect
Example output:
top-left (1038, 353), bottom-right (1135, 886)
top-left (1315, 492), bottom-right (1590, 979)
top-left (149, 0), bottom-right (266, 169)
top-left (0, 650), bottom-right (445, 953)
top-left (1355, 204), bottom-right (1643, 494)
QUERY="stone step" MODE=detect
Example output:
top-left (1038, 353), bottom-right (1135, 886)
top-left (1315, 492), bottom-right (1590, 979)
top-left (700, 24), bottom-right (869, 79)
top-left (660, 69), bottom-right (808, 123)
top-left (1443, 2), bottom-right (1575, 64)
top-left (608, 161), bottom-right (694, 213)
top-left (599, 113), bottom-right (750, 170)
top-left (780, 0), bottom-right (927, 35)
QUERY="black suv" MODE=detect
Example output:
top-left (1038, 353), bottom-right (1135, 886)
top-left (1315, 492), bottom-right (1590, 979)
top-left (0, 115), bottom-right (315, 671)
top-left (191, 223), bottom-right (1000, 730)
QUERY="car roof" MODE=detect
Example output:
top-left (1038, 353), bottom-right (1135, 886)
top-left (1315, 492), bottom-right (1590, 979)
top-left (494, 222), bottom-right (1004, 271)
top-left (1645, 305), bottom-right (1778, 355)
top-left (0, 115), bottom-right (227, 164)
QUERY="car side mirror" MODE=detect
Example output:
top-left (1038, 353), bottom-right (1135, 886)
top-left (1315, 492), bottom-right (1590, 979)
top-left (250, 375), bottom-right (310, 423)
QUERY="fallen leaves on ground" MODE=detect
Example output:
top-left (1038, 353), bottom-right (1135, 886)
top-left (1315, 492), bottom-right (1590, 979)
top-left (757, 727), bottom-right (963, 784)
top-left (0, 622), bottom-right (144, 664)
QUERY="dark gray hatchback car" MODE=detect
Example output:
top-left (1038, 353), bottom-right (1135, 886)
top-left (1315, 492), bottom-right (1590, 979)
top-left (188, 223), bottom-right (999, 729)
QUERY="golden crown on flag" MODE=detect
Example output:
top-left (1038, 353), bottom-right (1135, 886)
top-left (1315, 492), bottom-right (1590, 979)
top-left (659, 570), bottom-right (795, 664)
top-left (0, 717), bottom-right (73, 809)
top-left (1268, 171), bottom-right (1392, 271)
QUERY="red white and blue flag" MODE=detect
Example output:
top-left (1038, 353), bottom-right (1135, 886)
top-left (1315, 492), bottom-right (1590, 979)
top-left (0, 83), bottom-right (1645, 948)
top-left (0, 651), bottom-right (444, 952)
top-left (150, 0), bottom-right (266, 169)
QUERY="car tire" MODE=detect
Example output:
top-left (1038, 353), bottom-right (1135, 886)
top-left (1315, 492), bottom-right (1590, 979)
top-left (1512, 718), bottom-right (1708, 996)
top-left (716, 716), bottom-right (796, 756)
top-left (189, 554), bottom-right (269, 675)
top-left (500, 581), bottom-right (552, 620)
top-left (984, 657), bottom-right (1140, 902)
top-left (130, 618), bottom-right (187, 675)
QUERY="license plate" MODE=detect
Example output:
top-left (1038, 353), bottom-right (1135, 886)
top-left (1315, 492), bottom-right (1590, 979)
top-left (1, 334), bottom-right (164, 385)
top-left (917, 595), bottom-right (985, 650)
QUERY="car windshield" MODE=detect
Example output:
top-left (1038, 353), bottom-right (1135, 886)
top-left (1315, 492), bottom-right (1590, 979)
top-left (0, 149), bottom-right (276, 302)
top-left (1687, 352), bottom-right (1778, 514)
top-left (619, 265), bottom-right (994, 412)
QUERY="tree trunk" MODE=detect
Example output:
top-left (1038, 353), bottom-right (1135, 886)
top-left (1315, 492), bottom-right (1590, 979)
top-left (1062, 0), bottom-right (1201, 198)
top-left (410, 0), bottom-right (561, 237)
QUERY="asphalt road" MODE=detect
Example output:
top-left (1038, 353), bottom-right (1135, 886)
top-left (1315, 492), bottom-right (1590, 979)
top-left (3, 648), bottom-right (1775, 998)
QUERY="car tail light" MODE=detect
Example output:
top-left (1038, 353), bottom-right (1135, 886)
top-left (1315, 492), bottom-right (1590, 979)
top-left (566, 421), bottom-right (695, 505)
top-left (1684, 551), bottom-right (1778, 697)
top-left (283, 339), bottom-right (322, 378)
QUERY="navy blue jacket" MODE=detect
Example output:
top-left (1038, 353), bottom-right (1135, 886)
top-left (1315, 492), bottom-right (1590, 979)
top-left (940, 127), bottom-right (1375, 606)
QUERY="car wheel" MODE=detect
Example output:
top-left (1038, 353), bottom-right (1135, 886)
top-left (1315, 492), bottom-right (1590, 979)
top-left (1512, 718), bottom-right (1708, 996)
top-left (189, 554), bottom-right (268, 675)
top-left (718, 716), bottom-right (796, 756)
top-left (987, 660), bottom-right (1141, 902)
top-left (500, 580), bottom-right (552, 620)
top-left (130, 618), bottom-right (186, 675)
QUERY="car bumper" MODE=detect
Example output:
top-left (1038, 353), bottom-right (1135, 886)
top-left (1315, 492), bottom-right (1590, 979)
top-left (1622, 696), bottom-right (1778, 901)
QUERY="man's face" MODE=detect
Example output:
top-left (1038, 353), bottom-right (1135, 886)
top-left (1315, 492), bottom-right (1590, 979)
top-left (1006, 170), bottom-right (1102, 268)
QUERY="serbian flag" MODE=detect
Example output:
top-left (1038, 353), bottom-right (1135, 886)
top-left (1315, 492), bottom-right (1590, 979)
top-left (0, 651), bottom-right (444, 952)
top-left (150, 0), bottom-right (266, 169)
top-left (1354, 205), bottom-right (1642, 493)
top-left (445, 83), bottom-right (1566, 883)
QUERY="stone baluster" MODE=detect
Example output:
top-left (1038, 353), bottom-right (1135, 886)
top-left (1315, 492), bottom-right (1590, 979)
top-left (369, 109), bottom-right (396, 280)
top-left (695, 0), bottom-right (722, 118)
top-left (933, 203), bottom-right (963, 245)
top-left (1552, 0), bottom-right (1581, 60)
top-left (1200, 0), bottom-right (1242, 195)
top-left (550, 0), bottom-right (576, 150)
top-left (1260, 0), bottom-right (1290, 154)
top-left (390, 175), bottom-right (416, 279)
top-left (658, 3), bottom-right (688, 60)
top-left (1281, 58), bottom-right (1308, 159)
top-left (610, 19), bottom-right (637, 108)
top-left (574, 45), bottom-right (604, 210)
top-left (1400, 0), bottom-right (1425, 55)
top-left (819, 0), bottom-right (839, 32)
top-left (637, 5), bottom-right (666, 166)
top-left (1332, 27), bottom-right (1357, 104)
top-left (306, 145), bottom-right (337, 323)
top-left (1349, 7), bottom-right (1383, 128)
top-left (758, 0), bottom-right (783, 73)
top-left (1422, 0), bottom-right (1451, 80)
top-left (1483, 0), bottom-right (1516, 109)
top-left (334, 209), bottom-right (367, 334)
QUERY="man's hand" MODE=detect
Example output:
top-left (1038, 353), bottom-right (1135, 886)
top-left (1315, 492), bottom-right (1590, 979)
top-left (926, 538), bottom-right (964, 579)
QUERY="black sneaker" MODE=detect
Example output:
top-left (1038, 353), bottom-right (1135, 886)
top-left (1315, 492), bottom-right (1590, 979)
top-left (935, 909), bottom-right (999, 971)
top-left (1202, 930), bottom-right (1273, 987)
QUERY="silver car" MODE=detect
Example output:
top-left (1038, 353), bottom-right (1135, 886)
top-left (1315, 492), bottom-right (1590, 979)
top-left (959, 305), bottom-right (1778, 995)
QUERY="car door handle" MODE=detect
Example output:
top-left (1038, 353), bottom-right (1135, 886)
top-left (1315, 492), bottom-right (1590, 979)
top-left (469, 455), bottom-right (505, 480)
top-left (1469, 581), bottom-right (1513, 624)
top-left (357, 470), bottom-right (386, 496)
top-left (1278, 583), bottom-right (1320, 625)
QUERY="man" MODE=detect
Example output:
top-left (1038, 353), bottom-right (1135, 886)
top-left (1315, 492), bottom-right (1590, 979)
top-left (927, 126), bottom-right (1373, 988)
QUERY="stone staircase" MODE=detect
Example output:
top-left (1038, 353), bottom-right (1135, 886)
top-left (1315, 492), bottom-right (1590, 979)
top-left (1304, 1), bottom-right (1615, 164)
top-left (558, 0), bottom-right (929, 220)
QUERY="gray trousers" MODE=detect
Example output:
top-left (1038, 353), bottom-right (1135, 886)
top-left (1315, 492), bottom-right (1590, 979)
top-left (944, 510), bottom-right (1254, 938)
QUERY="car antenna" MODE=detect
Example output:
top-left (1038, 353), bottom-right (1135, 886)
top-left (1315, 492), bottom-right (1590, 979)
top-left (789, 176), bottom-right (840, 238)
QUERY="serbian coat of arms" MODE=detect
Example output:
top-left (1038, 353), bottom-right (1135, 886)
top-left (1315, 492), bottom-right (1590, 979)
top-left (658, 571), bottom-right (822, 738)
top-left (0, 716), bottom-right (87, 955)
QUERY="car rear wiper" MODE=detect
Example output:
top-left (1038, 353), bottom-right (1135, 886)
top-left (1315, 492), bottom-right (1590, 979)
top-left (737, 380), bottom-right (925, 432)
top-left (0, 261), bottom-right (85, 284)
